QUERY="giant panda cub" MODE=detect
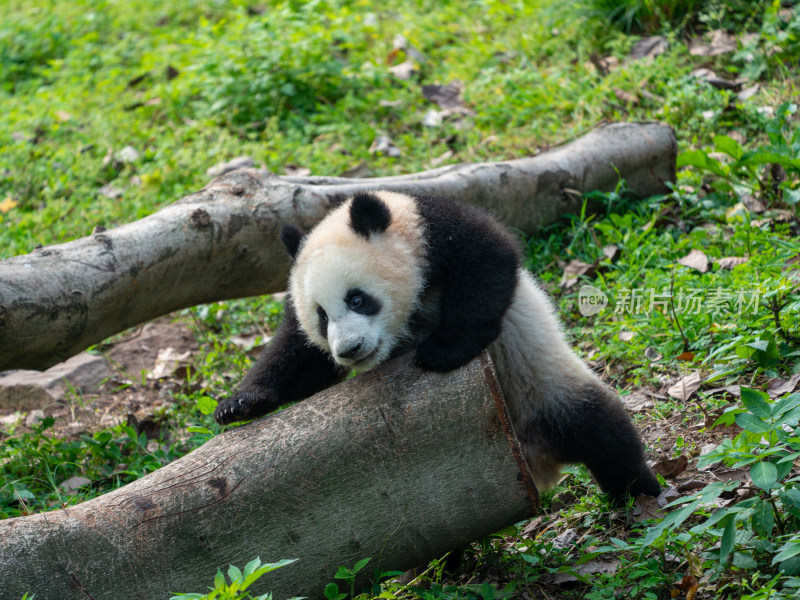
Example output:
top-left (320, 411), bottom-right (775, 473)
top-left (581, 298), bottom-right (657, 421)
top-left (214, 191), bottom-right (660, 502)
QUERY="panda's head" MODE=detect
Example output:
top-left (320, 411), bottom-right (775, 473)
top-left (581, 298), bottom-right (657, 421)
top-left (283, 191), bottom-right (426, 371)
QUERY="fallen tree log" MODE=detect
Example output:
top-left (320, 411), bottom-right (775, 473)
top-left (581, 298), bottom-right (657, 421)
top-left (0, 352), bottom-right (537, 600)
top-left (0, 122), bottom-right (676, 370)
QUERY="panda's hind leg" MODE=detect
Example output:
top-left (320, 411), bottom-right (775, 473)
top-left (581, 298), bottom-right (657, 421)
top-left (528, 383), bottom-right (661, 503)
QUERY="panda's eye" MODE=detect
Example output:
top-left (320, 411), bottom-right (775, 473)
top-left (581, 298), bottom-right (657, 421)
top-left (345, 288), bottom-right (381, 315)
top-left (316, 306), bottom-right (328, 324)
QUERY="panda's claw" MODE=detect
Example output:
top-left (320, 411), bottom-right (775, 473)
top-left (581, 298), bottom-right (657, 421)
top-left (213, 388), bottom-right (280, 425)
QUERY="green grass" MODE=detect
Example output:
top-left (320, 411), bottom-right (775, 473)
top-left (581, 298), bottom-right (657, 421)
top-left (2, 0), bottom-right (800, 598)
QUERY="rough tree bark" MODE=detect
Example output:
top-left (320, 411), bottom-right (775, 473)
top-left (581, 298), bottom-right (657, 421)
top-left (0, 122), bottom-right (676, 370)
top-left (0, 353), bottom-right (538, 600)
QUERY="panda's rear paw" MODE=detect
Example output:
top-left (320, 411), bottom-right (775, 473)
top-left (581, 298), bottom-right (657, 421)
top-left (415, 337), bottom-right (473, 373)
top-left (214, 389), bottom-right (278, 425)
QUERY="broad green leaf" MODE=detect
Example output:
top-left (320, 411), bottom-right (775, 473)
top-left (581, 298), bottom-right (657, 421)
top-left (643, 499), bottom-right (701, 545)
top-left (735, 412), bottom-right (771, 434)
top-left (677, 150), bottom-right (728, 177)
top-left (714, 135), bottom-right (743, 159)
top-left (720, 517), bottom-right (736, 565)
top-left (244, 557), bottom-right (261, 578)
top-left (352, 557), bottom-right (371, 573)
top-left (776, 458), bottom-right (795, 483)
top-left (773, 541), bottom-right (800, 564)
top-left (187, 426), bottom-right (213, 435)
top-left (733, 552), bottom-right (758, 569)
top-left (752, 500), bottom-right (775, 538)
top-left (228, 564), bottom-right (243, 584)
top-left (324, 583), bottom-right (340, 600)
top-left (196, 396), bottom-right (218, 415)
top-left (751, 461), bottom-right (779, 491)
top-left (737, 151), bottom-right (800, 171)
top-left (214, 569), bottom-right (225, 589)
top-left (741, 387), bottom-right (772, 418)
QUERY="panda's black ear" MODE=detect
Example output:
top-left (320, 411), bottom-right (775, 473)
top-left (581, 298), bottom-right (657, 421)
top-left (349, 191), bottom-right (391, 238)
top-left (280, 224), bottom-right (306, 259)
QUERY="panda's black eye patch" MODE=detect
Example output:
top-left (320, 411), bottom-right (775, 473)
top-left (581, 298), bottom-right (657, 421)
top-left (345, 288), bottom-right (381, 316)
top-left (316, 305), bottom-right (328, 338)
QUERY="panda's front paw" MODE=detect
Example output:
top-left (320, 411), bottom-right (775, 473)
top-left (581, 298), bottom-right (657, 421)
top-left (415, 337), bottom-right (474, 373)
top-left (214, 388), bottom-right (279, 425)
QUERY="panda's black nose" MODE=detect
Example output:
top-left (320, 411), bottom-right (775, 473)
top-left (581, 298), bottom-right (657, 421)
top-left (339, 341), bottom-right (362, 359)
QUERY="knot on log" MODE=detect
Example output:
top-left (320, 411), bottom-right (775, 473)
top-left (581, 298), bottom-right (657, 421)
top-left (190, 208), bottom-right (212, 229)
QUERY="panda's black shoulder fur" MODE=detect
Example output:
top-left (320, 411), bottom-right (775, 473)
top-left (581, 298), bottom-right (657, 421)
top-left (401, 193), bottom-right (522, 372)
top-left (413, 194), bottom-right (522, 273)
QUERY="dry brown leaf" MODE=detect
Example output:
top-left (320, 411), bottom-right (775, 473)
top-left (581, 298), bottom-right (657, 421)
top-left (715, 256), bottom-right (749, 269)
top-left (676, 351), bottom-right (696, 362)
top-left (613, 87), bottom-right (639, 104)
top-left (388, 60), bottom-right (416, 81)
top-left (738, 84), bottom-right (760, 102)
top-left (668, 372), bottom-right (702, 401)
top-left (652, 455), bottom-right (689, 478)
top-left (742, 193), bottom-right (766, 213)
top-left (644, 347), bottom-right (663, 362)
top-left (421, 81), bottom-right (475, 116)
top-left (767, 374), bottom-right (800, 398)
top-left (674, 575), bottom-right (700, 600)
top-left (369, 134), bottom-right (401, 157)
top-left (704, 385), bottom-right (741, 398)
top-left (60, 476), bottom-right (91, 491)
top-left (602, 244), bottom-right (619, 261)
top-left (633, 494), bottom-right (666, 520)
top-left (678, 249), bottom-right (709, 273)
top-left (560, 259), bottom-right (597, 289)
top-left (628, 36), bottom-right (667, 60)
top-left (622, 391), bottom-right (654, 413)
top-left (689, 30), bottom-right (737, 56)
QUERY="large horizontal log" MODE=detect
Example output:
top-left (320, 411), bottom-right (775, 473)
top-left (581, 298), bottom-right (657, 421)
top-left (0, 122), bottom-right (676, 370)
top-left (0, 353), bottom-right (537, 600)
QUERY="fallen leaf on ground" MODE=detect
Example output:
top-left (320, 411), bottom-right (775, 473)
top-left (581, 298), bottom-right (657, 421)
top-left (622, 391), bottom-right (653, 413)
top-left (715, 256), bottom-right (749, 269)
top-left (388, 60), bottom-right (416, 80)
top-left (689, 30), bottom-right (737, 56)
top-left (560, 259), bottom-right (597, 289)
top-left (634, 494), bottom-right (666, 520)
top-left (421, 81), bottom-right (476, 116)
top-left (678, 249), bottom-right (709, 273)
top-left (644, 347), bottom-right (663, 361)
top-left (768, 374), bottom-right (800, 398)
top-left (602, 244), bottom-right (619, 261)
top-left (613, 87), bottom-right (638, 104)
top-left (668, 372), bottom-right (702, 401)
top-left (369, 134), bottom-right (402, 157)
top-left (60, 476), bottom-right (91, 491)
top-left (653, 455), bottom-right (689, 478)
top-left (628, 36), bottom-right (666, 60)
top-left (703, 385), bottom-right (741, 397)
